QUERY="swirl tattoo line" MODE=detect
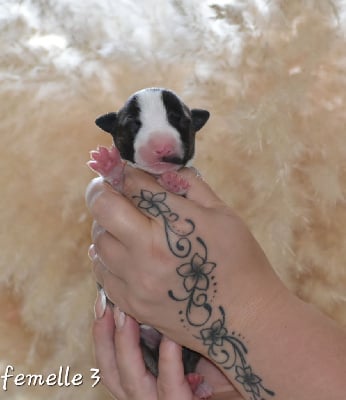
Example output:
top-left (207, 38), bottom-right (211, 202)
top-left (197, 306), bottom-right (275, 400)
top-left (133, 190), bottom-right (194, 258)
top-left (133, 189), bottom-right (275, 400)
top-left (133, 190), bottom-right (213, 326)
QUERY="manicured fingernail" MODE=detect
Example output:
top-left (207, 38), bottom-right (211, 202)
top-left (94, 288), bottom-right (107, 319)
top-left (88, 244), bottom-right (97, 260)
top-left (91, 222), bottom-right (106, 242)
top-left (114, 306), bottom-right (126, 329)
top-left (190, 166), bottom-right (203, 179)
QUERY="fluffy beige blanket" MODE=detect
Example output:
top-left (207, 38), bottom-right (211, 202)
top-left (1, 1), bottom-right (345, 398)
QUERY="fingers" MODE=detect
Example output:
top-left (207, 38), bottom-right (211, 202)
top-left (157, 336), bottom-right (194, 400)
top-left (113, 310), bottom-right (157, 398)
top-left (91, 254), bottom-right (129, 309)
top-left (124, 165), bottom-right (224, 211)
top-left (119, 166), bottom-right (223, 226)
top-left (91, 224), bottom-right (126, 275)
top-left (86, 177), bottom-right (150, 243)
top-left (93, 297), bottom-right (157, 400)
top-left (178, 168), bottom-right (225, 208)
top-left (93, 303), bottom-right (123, 398)
top-left (114, 311), bottom-right (151, 379)
top-left (93, 296), bottom-right (196, 400)
top-left (87, 166), bottom-right (225, 248)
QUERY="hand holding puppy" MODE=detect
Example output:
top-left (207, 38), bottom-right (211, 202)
top-left (86, 165), bottom-right (289, 399)
top-left (86, 166), bottom-right (280, 349)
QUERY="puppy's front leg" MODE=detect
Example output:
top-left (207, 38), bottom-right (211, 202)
top-left (88, 145), bottom-right (126, 190)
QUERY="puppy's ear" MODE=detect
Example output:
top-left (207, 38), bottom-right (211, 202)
top-left (191, 109), bottom-right (210, 132)
top-left (95, 112), bottom-right (117, 133)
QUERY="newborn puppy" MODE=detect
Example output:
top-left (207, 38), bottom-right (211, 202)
top-left (89, 87), bottom-right (209, 194)
top-left (89, 87), bottom-right (211, 397)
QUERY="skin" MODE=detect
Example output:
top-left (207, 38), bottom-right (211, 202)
top-left (92, 299), bottom-right (239, 400)
top-left (86, 166), bottom-right (346, 400)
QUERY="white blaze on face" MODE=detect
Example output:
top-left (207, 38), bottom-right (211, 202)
top-left (133, 89), bottom-right (184, 174)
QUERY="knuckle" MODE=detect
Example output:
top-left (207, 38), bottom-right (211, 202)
top-left (91, 189), bottom-right (109, 216)
top-left (139, 273), bottom-right (156, 293)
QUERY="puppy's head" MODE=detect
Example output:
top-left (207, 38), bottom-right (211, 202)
top-left (95, 88), bottom-right (209, 174)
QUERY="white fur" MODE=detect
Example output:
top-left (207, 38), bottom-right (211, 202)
top-left (133, 89), bottom-right (183, 166)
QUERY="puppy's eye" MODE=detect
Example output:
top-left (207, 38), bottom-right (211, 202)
top-left (179, 116), bottom-right (190, 129)
top-left (167, 111), bottom-right (181, 122)
top-left (126, 118), bottom-right (141, 133)
top-left (168, 111), bottom-right (190, 128)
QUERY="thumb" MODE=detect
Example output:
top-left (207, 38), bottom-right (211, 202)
top-left (179, 168), bottom-right (225, 208)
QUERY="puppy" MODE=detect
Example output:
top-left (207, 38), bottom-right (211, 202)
top-left (89, 87), bottom-right (211, 398)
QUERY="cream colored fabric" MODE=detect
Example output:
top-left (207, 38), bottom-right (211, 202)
top-left (1, 1), bottom-right (346, 399)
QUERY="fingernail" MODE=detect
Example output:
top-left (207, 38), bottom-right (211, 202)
top-left (114, 306), bottom-right (126, 329)
top-left (88, 244), bottom-right (97, 260)
top-left (190, 166), bottom-right (204, 180)
top-left (91, 222), bottom-right (106, 242)
top-left (94, 288), bottom-right (107, 319)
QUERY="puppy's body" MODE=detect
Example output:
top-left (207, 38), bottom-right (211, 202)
top-left (89, 88), bottom-right (211, 397)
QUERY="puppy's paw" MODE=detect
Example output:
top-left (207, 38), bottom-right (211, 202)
top-left (158, 171), bottom-right (190, 196)
top-left (88, 145), bottom-right (125, 189)
top-left (88, 145), bottom-right (121, 175)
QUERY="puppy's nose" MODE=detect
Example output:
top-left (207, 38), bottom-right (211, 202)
top-left (153, 144), bottom-right (174, 157)
top-left (146, 133), bottom-right (183, 163)
top-left (154, 144), bottom-right (183, 164)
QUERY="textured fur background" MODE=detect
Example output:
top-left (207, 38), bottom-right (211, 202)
top-left (1, 1), bottom-right (346, 399)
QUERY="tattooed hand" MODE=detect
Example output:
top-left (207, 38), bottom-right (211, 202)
top-left (87, 168), bottom-right (276, 340)
top-left (86, 166), bottom-right (283, 399)
top-left (87, 166), bottom-right (346, 400)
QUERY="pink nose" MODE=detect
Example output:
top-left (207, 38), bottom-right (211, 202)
top-left (148, 135), bottom-right (178, 158)
top-left (153, 144), bottom-right (174, 157)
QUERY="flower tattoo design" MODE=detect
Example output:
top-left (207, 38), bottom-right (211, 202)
top-left (178, 252), bottom-right (216, 293)
top-left (135, 190), bottom-right (170, 217)
top-left (133, 189), bottom-right (275, 400)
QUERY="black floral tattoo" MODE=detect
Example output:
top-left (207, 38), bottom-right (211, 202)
top-left (134, 190), bottom-right (213, 326)
top-left (169, 236), bottom-right (217, 327)
top-left (135, 190), bottom-right (194, 258)
top-left (199, 306), bottom-right (275, 399)
top-left (133, 189), bottom-right (275, 400)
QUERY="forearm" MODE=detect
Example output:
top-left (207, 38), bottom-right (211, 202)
top-left (242, 291), bottom-right (346, 400)
top-left (196, 280), bottom-right (346, 400)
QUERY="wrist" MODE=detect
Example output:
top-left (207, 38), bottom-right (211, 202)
top-left (185, 260), bottom-right (292, 397)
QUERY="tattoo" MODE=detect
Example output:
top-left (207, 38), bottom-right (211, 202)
top-left (133, 189), bottom-right (275, 400)
top-left (199, 307), bottom-right (275, 398)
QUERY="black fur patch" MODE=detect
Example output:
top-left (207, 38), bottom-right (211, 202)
top-left (112, 95), bottom-right (142, 162)
top-left (162, 90), bottom-right (196, 163)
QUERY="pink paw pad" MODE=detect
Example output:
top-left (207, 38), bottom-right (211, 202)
top-left (186, 373), bottom-right (213, 399)
top-left (158, 171), bottom-right (190, 195)
top-left (88, 145), bottom-right (121, 175)
top-left (88, 145), bottom-right (125, 189)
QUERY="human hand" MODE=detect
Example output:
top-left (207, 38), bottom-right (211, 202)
top-left (87, 165), bottom-right (346, 400)
top-left (86, 166), bottom-right (284, 356)
top-left (93, 292), bottom-right (240, 400)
